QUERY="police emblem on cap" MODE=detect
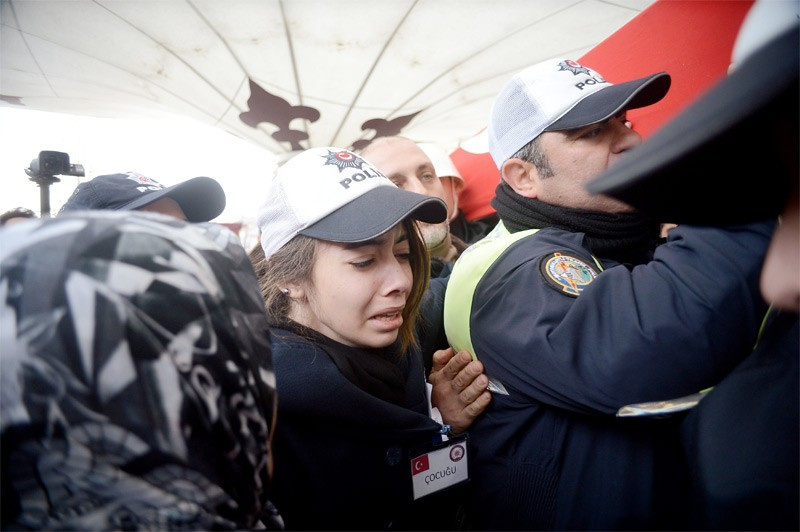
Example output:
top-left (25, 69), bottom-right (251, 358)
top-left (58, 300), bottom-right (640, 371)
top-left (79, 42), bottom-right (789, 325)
top-left (125, 172), bottom-right (164, 187)
top-left (322, 149), bottom-right (366, 172)
top-left (539, 251), bottom-right (598, 297)
top-left (557, 60), bottom-right (591, 76)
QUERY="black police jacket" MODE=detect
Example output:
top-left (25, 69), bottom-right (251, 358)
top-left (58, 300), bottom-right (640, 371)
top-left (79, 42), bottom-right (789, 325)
top-left (452, 221), bottom-right (774, 530)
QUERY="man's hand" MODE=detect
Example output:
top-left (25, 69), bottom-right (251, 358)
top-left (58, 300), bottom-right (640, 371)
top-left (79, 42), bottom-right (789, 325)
top-left (428, 347), bottom-right (491, 435)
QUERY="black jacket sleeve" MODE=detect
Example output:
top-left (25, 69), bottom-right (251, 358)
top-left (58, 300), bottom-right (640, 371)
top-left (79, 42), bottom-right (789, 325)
top-left (470, 221), bottom-right (774, 414)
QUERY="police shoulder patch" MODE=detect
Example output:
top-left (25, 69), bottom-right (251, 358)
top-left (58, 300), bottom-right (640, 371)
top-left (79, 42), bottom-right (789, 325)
top-left (538, 251), bottom-right (599, 297)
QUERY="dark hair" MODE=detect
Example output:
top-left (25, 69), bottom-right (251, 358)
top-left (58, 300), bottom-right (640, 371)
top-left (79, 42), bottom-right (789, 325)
top-left (0, 207), bottom-right (36, 226)
top-left (512, 136), bottom-right (554, 178)
top-left (249, 235), bottom-right (316, 321)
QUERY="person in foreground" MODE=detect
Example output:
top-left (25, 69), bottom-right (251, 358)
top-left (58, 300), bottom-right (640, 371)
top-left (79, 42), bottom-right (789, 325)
top-left (1, 212), bottom-right (281, 530)
top-left (443, 56), bottom-right (775, 529)
top-left (247, 238), bottom-right (490, 436)
top-left (254, 147), bottom-right (478, 530)
top-left (588, 2), bottom-right (799, 528)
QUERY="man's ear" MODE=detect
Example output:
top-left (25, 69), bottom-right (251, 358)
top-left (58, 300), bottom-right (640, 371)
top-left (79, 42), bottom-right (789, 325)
top-left (501, 158), bottom-right (538, 198)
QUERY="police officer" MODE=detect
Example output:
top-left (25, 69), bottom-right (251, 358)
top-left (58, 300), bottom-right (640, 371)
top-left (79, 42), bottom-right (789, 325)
top-left (443, 58), bottom-right (774, 529)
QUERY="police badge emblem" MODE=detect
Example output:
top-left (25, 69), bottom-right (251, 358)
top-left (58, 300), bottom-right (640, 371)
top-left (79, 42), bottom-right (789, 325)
top-left (539, 251), bottom-right (599, 297)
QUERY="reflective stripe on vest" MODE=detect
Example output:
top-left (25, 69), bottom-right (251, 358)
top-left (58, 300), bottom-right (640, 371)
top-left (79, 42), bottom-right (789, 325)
top-left (444, 222), bottom-right (539, 360)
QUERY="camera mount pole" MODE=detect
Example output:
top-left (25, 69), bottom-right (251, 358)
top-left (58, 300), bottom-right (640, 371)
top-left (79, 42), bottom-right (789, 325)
top-left (34, 175), bottom-right (60, 218)
top-left (25, 151), bottom-right (85, 219)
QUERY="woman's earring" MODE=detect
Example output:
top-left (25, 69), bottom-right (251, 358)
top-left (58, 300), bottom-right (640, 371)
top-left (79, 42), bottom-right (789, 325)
top-left (281, 288), bottom-right (290, 296)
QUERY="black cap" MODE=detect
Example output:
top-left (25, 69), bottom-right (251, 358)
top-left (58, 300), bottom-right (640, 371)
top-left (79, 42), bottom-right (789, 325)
top-left (58, 172), bottom-right (226, 222)
top-left (587, 22), bottom-right (799, 226)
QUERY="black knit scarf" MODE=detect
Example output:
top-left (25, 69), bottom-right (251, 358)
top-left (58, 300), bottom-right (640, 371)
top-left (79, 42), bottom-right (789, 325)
top-left (271, 317), bottom-right (407, 405)
top-left (491, 181), bottom-right (661, 266)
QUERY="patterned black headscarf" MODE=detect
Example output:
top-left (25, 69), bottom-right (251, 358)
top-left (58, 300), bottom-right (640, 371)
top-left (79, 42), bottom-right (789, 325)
top-left (1, 212), bottom-right (281, 530)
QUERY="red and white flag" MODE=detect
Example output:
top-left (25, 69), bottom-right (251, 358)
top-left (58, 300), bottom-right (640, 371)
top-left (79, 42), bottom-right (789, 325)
top-left (411, 455), bottom-right (429, 476)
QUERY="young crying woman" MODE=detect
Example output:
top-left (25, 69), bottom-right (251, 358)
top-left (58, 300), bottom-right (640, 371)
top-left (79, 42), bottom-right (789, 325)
top-left (253, 148), bottom-right (476, 530)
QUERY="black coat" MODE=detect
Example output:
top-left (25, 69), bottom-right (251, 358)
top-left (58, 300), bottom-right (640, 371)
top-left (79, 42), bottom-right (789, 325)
top-left (447, 221), bottom-right (774, 530)
top-left (681, 311), bottom-right (799, 530)
top-left (269, 326), bottom-right (468, 530)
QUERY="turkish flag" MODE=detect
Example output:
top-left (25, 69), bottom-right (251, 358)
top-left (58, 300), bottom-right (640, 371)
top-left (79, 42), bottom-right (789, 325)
top-left (411, 455), bottom-right (429, 476)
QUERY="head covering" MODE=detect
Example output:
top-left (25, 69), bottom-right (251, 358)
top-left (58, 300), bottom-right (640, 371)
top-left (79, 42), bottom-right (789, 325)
top-left (257, 147), bottom-right (447, 259)
top-left (58, 171), bottom-right (226, 222)
top-left (417, 142), bottom-right (464, 185)
top-left (488, 58), bottom-right (671, 168)
top-left (0, 213), bottom-right (279, 530)
top-left (586, 0), bottom-right (799, 225)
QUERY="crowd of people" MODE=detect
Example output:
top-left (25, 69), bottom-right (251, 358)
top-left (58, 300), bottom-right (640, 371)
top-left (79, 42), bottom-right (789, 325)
top-left (1, 0), bottom-right (797, 530)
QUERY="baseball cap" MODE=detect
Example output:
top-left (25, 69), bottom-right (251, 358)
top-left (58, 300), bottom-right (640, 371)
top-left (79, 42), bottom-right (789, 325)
top-left (257, 147), bottom-right (447, 259)
top-left (58, 172), bottom-right (226, 222)
top-left (488, 58), bottom-right (671, 168)
top-left (587, 0), bottom-right (799, 225)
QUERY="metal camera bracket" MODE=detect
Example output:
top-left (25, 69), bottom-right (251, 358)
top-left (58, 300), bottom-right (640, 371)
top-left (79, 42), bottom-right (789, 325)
top-left (24, 150), bottom-right (86, 218)
top-left (25, 150), bottom-right (85, 185)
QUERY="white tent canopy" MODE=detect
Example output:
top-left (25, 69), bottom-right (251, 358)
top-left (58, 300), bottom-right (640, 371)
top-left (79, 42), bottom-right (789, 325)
top-left (1, 0), bottom-right (656, 159)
